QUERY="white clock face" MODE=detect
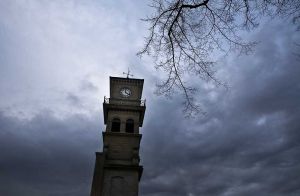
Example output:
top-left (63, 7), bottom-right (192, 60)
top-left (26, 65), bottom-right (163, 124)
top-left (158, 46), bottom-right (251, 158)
top-left (120, 87), bottom-right (132, 98)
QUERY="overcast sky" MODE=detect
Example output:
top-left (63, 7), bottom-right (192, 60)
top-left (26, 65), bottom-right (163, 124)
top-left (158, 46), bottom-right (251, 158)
top-left (0, 0), bottom-right (300, 196)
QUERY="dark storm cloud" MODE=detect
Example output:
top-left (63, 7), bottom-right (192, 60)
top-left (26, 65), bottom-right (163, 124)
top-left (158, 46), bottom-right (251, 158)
top-left (139, 21), bottom-right (300, 196)
top-left (66, 93), bottom-right (82, 106)
top-left (0, 111), bottom-right (101, 196)
top-left (0, 1), bottom-right (299, 194)
top-left (79, 79), bottom-right (98, 93)
top-left (73, 77), bottom-right (100, 99)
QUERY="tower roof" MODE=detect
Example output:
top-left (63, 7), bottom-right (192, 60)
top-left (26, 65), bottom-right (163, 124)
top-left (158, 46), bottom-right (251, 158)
top-left (109, 76), bottom-right (144, 99)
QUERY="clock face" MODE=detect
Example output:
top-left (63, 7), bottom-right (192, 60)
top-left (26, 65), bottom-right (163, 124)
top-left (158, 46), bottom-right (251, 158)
top-left (120, 87), bottom-right (132, 98)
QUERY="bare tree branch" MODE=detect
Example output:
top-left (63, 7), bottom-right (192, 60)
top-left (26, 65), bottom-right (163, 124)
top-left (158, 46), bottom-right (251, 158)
top-left (138, 0), bottom-right (300, 116)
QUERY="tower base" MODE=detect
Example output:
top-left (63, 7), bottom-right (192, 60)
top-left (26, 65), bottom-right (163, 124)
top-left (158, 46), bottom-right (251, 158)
top-left (90, 152), bottom-right (143, 196)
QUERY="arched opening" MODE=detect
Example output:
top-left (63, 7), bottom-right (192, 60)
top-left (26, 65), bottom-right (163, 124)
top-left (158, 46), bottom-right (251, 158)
top-left (111, 118), bottom-right (120, 132)
top-left (125, 119), bottom-right (134, 133)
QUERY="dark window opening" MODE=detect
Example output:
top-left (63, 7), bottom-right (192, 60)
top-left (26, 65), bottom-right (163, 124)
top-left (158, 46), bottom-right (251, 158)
top-left (111, 118), bottom-right (120, 132)
top-left (125, 119), bottom-right (134, 133)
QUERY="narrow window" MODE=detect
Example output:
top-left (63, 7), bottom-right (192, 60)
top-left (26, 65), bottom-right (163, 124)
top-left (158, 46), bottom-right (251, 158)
top-left (125, 119), bottom-right (134, 133)
top-left (111, 118), bottom-right (120, 132)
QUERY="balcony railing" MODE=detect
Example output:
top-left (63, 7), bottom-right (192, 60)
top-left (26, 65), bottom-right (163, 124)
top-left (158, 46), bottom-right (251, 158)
top-left (104, 96), bottom-right (146, 107)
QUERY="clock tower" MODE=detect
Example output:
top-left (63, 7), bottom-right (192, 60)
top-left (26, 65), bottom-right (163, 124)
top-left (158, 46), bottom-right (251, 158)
top-left (90, 76), bottom-right (146, 196)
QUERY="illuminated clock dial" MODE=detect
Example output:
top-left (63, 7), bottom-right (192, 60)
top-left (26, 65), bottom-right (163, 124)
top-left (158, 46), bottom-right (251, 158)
top-left (120, 87), bottom-right (132, 98)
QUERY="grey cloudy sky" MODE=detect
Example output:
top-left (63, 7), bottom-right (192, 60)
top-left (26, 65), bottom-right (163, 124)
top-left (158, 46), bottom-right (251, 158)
top-left (0, 0), bottom-right (300, 196)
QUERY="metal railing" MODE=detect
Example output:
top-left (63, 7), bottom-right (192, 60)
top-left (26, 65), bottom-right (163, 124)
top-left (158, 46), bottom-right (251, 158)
top-left (104, 96), bottom-right (146, 107)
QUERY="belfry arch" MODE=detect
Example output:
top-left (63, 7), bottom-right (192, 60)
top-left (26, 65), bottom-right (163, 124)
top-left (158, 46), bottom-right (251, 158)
top-left (111, 118), bottom-right (121, 132)
top-left (125, 119), bottom-right (134, 133)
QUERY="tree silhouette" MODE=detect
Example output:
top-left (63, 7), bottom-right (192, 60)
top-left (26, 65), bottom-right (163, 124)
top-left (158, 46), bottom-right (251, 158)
top-left (138, 0), bottom-right (300, 117)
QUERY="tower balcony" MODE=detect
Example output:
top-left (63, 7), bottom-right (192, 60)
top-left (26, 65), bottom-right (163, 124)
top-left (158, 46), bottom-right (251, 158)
top-left (103, 97), bottom-right (146, 126)
top-left (104, 96), bottom-right (146, 107)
